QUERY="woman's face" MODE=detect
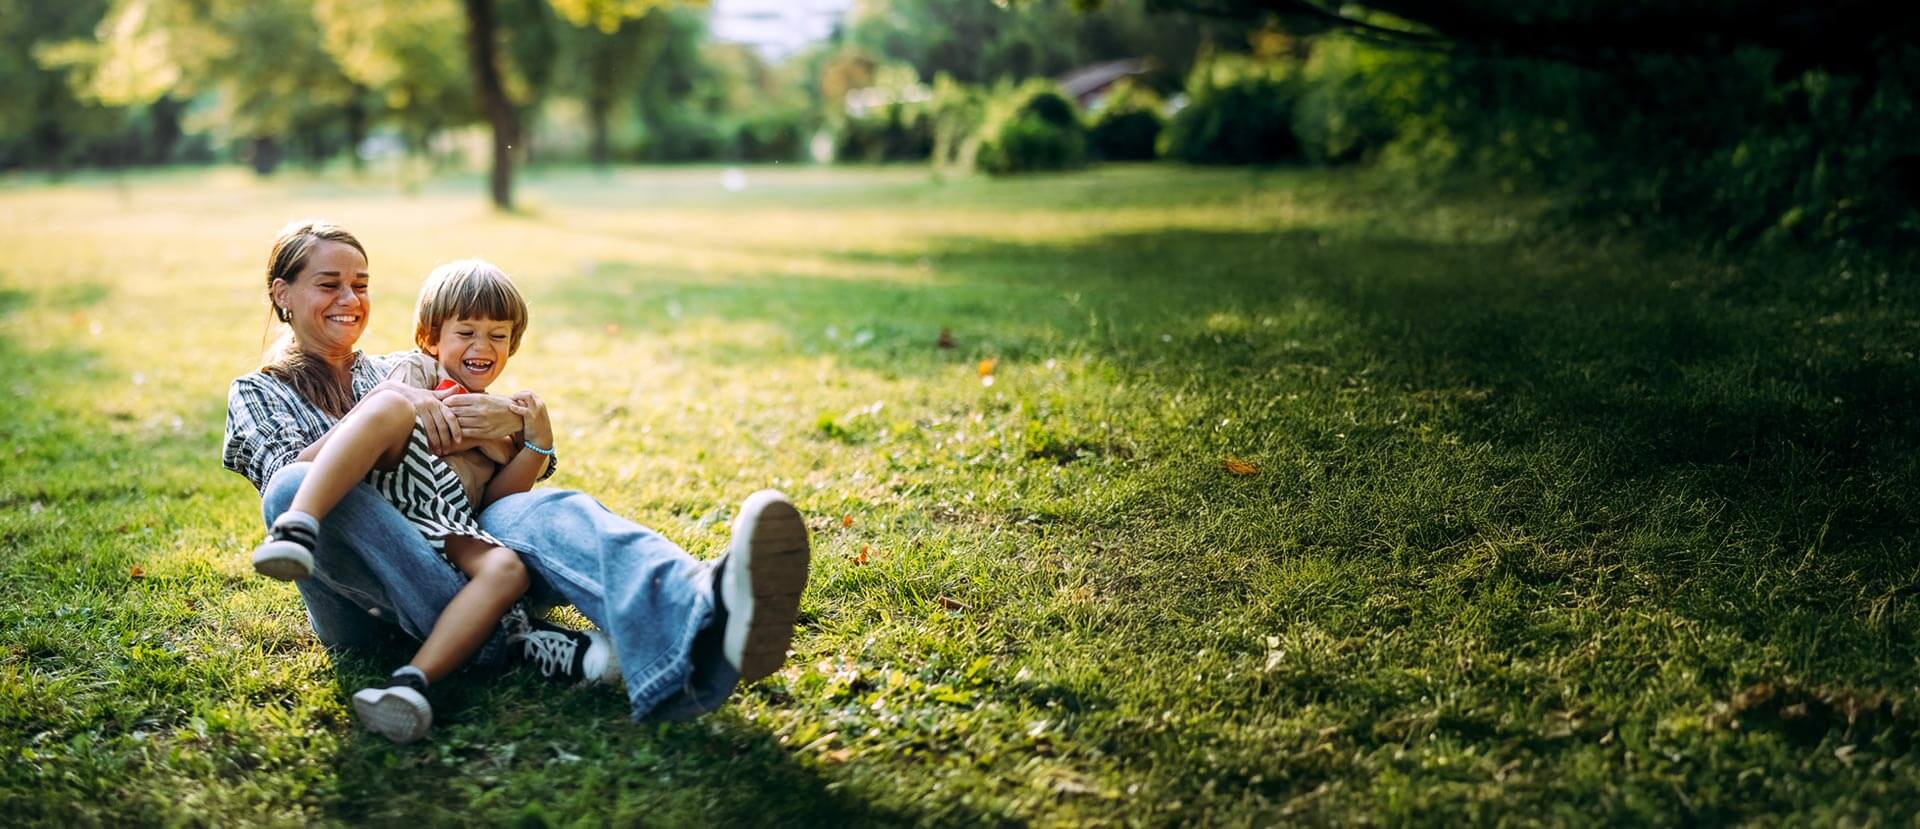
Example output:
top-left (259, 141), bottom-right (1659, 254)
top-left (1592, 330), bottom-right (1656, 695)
top-left (272, 240), bottom-right (369, 359)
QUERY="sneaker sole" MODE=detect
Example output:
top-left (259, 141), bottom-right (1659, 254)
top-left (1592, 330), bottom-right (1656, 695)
top-left (252, 541), bottom-right (314, 581)
top-left (725, 490), bottom-right (811, 685)
top-left (352, 686), bottom-right (431, 744)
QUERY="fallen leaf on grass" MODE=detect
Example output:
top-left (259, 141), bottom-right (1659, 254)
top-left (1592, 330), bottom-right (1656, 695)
top-left (935, 595), bottom-right (969, 611)
top-left (129, 565), bottom-right (145, 579)
top-left (1225, 456), bottom-right (1260, 476)
top-left (977, 358), bottom-right (997, 376)
top-left (842, 514), bottom-right (853, 528)
top-left (820, 748), bottom-right (853, 765)
top-left (849, 545), bottom-right (870, 565)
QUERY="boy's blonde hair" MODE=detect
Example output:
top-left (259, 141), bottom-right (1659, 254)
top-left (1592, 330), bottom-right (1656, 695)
top-left (414, 259), bottom-right (529, 354)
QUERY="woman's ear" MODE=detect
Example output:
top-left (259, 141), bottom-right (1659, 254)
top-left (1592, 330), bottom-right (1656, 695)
top-left (269, 279), bottom-right (288, 313)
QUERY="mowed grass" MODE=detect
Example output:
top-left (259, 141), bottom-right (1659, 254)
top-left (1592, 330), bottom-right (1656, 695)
top-left (1, 163), bottom-right (1917, 825)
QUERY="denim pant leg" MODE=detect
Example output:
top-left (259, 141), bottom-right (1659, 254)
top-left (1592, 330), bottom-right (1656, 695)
top-left (479, 489), bottom-right (738, 720)
top-left (262, 462), bottom-right (509, 668)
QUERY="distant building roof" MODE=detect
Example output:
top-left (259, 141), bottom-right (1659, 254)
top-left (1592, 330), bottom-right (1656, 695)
top-left (1056, 59), bottom-right (1149, 107)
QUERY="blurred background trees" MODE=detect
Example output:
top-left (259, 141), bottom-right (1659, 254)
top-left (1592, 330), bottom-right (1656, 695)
top-left (4, 0), bottom-right (1916, 253)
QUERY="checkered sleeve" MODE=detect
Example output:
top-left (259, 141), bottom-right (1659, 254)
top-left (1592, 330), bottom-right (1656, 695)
top-left (221, 374), bottom-right (325, 492)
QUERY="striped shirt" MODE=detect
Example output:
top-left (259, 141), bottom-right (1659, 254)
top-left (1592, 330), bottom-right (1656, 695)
top-left (220, 350), bottom-right (557, 495)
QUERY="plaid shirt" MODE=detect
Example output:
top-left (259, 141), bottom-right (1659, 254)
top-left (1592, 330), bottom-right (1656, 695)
top-left (221, 351), bottom-right (557, 492)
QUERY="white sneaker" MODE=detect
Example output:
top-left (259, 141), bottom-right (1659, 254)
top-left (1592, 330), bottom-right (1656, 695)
top-left (720, 489), bottom-right (811, 684)
top-left (352, 676), bottom-right (432, 744)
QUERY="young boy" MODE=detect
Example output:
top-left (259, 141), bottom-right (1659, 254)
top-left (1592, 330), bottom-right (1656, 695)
top-left (250, 259), bottom-right (616, 743)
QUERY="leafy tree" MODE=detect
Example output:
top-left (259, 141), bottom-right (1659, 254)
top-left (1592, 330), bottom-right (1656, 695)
top-left (1147, 1), bottom-right (1919, 80)
top-left (0, 0), bottom-right (124, 170)
top-left (554, 9), bottom-right (663, 167)
top-left (47, 0), bottom-right (363, 172)
top-left (312, 0), bottom-right (471, 156)
top-left (846, 0), bottom-right (1245, 92)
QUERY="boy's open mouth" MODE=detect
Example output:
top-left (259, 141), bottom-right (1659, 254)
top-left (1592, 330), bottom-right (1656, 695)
top-left (462, 359), bottom-right (495, 374)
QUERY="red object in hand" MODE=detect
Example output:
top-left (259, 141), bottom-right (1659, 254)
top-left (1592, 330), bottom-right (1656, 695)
top-left (436, 379), bottom-right (468, 394)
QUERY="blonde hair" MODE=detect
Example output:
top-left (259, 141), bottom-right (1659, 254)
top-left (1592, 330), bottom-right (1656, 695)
top-left (414, 259), bottom-right (529, 354)
top-left (261, 219), bottom-right (367, 418)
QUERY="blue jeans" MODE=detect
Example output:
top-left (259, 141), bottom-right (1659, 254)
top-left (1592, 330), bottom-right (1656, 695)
top-left (481, 489), bottom-right (738, 721)
top-left (262, 463), bottom-right (736, 720)
top-left (262, 463), bottom-right (511, 667)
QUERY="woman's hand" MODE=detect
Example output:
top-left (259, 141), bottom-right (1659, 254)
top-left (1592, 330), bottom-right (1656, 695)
top-left (511, 391), bottom-right (553, 450)
top-left (445, 393), bottom-right (530, 441)
top-left (370, 382), bottom-right (462, 452)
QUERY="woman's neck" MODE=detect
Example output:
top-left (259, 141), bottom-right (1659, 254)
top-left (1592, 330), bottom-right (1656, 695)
top-left (309, 345), bottom-right (356, 379)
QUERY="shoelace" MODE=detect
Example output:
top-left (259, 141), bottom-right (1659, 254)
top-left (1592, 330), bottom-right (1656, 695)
top-left (520, 631), bottom-right (579, 679)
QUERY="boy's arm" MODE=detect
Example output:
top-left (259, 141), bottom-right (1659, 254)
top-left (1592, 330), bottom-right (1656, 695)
top-left (480, 391), bottom-right (553, 509)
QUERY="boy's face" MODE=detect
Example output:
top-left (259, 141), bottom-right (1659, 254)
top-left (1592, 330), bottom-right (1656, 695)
top-left (426, 315), bottom-right (514, 393)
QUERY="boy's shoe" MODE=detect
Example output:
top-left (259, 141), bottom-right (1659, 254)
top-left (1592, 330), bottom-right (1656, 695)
top-left (719, 489), bottom-right (811, 685)
top-left (252, 511), bottom-right (318, 581)
top-left (510, 623), bottom-right (620, 686)
top-left (352, 671), bottom-right (432, 744)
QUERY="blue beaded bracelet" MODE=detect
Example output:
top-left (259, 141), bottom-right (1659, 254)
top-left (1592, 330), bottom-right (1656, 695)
top-left (523, 440), bottom-right (556, 456)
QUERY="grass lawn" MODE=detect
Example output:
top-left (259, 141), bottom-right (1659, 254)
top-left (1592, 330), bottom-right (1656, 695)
top-left (1, 163), bottom-right (1916, 825)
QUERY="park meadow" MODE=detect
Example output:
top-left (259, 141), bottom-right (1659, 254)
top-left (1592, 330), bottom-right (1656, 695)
top-left (2, 163), bottom-right (1917, 824)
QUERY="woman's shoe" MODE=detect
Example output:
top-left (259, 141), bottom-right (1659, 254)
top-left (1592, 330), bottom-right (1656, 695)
top-left (719, 490), bottom-right (811, 684)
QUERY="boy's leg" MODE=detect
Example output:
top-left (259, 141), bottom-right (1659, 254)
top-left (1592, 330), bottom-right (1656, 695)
top-left (406, 538), bottom-right (528, 683)
top-left (287, 390), bottom-right (418, 520)
top-left (262, 462), bottom-right (511, 669)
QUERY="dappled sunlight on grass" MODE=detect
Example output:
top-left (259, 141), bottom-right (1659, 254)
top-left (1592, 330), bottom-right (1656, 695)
top-left (2, 164), bottom-right (1917, 823)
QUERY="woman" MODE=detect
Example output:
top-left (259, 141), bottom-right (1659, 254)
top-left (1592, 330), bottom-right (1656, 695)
top-left (221, 219), bottom-right (810, 722)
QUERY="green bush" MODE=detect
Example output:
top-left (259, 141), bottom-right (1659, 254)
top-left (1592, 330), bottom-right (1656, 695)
top-left (639, 110), bottom-right (727, 162)
top-left (1087, 83), bottom-right (1163, 161)
top-left (834, 103), bottom-right (935, 163)
top-left (1163, 56), bottom-right (1300, 164)
top-left (730, 110), bottom-right (813, 162)
top-left (1292, 37), bottom-right (1400, 164)
top-left (1303, 31), bottom-right (1920, 251)
top-left (974, 82), bottom-right (1086, 175)
top-left (927, 75), bottom-right (988, 171)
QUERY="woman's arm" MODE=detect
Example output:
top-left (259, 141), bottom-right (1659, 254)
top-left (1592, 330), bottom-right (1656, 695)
top-left (480, 392), bottom-right (553, 509)
top-left (445, 392), bottom-right (530, 441)
top-left (224, 376), bottom-right (324, 491)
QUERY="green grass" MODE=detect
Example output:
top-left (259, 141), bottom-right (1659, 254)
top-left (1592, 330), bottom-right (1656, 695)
top-left (1, 163), bottom-right (1916, 825)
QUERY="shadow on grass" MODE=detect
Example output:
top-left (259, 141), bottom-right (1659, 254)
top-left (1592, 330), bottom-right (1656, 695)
top-left (542, 222), bottom-right (1920, 653)
top-left (320, 658), bottom-right (922, 826)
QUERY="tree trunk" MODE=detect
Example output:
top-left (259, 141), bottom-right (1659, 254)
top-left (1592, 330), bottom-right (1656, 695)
top-left (589, 93), bottom-right (611, 169)
top-left (149, 97), bottom-right (182, 164)
top-left (249, 136), bottom-right (282, 176)
top-left (346, 99), bottom-right (368, 172)
top-left (463, 0), bottom-right (517, 210)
